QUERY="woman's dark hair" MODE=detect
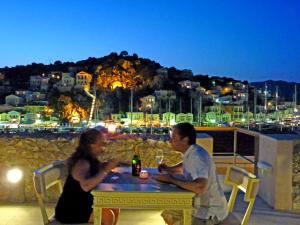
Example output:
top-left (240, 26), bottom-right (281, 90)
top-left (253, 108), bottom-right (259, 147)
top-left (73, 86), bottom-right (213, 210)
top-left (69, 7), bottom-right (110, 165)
top-left (68, 129), bottom-right (102, 171)
top-left (173, 122), bottom-right (196, 145)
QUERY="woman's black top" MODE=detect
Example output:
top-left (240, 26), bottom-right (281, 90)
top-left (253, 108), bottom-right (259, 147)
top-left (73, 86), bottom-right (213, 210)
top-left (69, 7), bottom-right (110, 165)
top-left (55, 156), bottom-right (100, 223)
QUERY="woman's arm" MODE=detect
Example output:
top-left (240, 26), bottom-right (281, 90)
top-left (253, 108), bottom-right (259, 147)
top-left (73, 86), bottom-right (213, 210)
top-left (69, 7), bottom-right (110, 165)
top-left (72, 159), bottom-right (118, 192)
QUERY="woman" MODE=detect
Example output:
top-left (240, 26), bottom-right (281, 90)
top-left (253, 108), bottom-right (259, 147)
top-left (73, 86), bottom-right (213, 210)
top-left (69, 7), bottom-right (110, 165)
top-left (55, 129), bottom-right (120, 225)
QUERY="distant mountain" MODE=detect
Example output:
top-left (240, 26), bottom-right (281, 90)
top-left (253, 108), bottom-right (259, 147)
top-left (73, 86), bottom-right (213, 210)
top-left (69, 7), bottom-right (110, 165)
top-left (251, 80), bottom-right (300, 101)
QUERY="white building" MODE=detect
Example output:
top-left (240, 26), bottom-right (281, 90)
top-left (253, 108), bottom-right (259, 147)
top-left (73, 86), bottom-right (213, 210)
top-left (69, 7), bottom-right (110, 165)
top-left (216, 95), bottom-right (233, 104)
top-left (24, 91), bottom-right (46, 103)
top-left (40, 77), bottom-right (50, 92)
top-left (140, 95), bottom-right (156, 110)
top-left (5, 94), bottom-right (24, 106)
top-left (30, 76), bottom-right (43, 91)
top-left (29, 75), bottom-right (50, 92)
top-left (75, 71), bottom-right (92, 91)
top-left (54, 73), bottom-right (75, 92)
top-left (178, 80), bottom-right (200, 89)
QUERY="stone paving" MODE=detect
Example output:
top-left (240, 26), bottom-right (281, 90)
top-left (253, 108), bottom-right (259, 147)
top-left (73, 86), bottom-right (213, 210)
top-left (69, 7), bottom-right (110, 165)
top-left (1, 193), bottom-right (300, 225)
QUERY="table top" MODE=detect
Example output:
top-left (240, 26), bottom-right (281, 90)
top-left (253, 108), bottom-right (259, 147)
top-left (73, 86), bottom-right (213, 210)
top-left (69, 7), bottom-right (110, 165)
top-left (93, 167), bottom-right (193, 194)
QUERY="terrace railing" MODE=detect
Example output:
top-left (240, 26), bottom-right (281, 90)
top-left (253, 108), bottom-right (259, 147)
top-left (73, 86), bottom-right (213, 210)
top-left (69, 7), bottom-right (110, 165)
top-left (195, 127), bottom-right (259, 175)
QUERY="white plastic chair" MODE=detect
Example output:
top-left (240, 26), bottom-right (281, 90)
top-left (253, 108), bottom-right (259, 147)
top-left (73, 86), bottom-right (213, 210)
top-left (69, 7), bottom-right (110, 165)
top-left (221, 166), bottom-right (260, 225)
top-left (33, 160), bottom-right (89, 225)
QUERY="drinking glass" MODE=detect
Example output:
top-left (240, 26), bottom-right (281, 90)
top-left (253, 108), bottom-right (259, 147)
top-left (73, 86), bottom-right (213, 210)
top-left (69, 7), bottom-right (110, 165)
top-left (155, 149), bottom-right (164, 172)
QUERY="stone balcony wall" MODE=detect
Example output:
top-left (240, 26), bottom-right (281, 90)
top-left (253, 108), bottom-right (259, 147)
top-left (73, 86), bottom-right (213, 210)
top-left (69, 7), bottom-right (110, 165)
top-left (0, 137), bottom-right (181, 203)
top-left (293, 144), bottom-right (300, 209)
top-left (258, 134), bottom-right (300, 211)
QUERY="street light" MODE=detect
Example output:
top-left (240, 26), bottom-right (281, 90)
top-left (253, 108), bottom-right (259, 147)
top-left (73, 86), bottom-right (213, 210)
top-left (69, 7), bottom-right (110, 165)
top-left (246, 84), bottom-right (250, 130)
top-left (84, 87), bottom-right (96, 128)
top-left (178, 81), bottom-right (194, 118)
top-left (107, 123), bottom-right (117, 133)
top-left (196, 85), bottom-right (203, 126)
top-left (7, 168), bottom-right (23, 183)
top-left (166, 91), bottom-right (176, 126)
top-left (130, 88), bottom-right (133, 134)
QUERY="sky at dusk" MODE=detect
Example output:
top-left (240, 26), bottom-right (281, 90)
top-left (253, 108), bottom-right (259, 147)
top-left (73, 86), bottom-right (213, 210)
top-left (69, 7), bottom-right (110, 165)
top-left (0, 0), bottom-right (300, 82)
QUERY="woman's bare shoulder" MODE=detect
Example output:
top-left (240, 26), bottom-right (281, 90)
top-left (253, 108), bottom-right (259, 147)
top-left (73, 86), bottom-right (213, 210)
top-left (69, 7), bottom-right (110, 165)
top-left (72, 159), bottom-right (90, 179)
top-left (74, 159), bottom-right (90, 166)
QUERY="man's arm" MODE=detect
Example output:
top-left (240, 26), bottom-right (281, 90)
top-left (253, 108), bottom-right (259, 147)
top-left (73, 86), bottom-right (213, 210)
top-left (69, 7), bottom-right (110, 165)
top-left (159, 162), bottom-right (183, 174)
top-left (154, 174), bottom-right (208, 195)
top-left (172, 177), bottom-right (208, 194)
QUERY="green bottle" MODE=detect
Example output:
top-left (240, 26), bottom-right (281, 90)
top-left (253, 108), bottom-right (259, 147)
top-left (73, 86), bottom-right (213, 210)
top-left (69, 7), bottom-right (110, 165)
top-left (132, 154), bottom-right (141, 176)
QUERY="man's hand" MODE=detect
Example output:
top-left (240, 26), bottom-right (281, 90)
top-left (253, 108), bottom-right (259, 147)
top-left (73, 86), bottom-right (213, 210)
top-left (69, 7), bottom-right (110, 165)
top-left (153, 174), bottom-right (174, 184)
top-left (158, 162), bottom-right (183, 174)
top-left (158, 163), bottom-right (169, 173)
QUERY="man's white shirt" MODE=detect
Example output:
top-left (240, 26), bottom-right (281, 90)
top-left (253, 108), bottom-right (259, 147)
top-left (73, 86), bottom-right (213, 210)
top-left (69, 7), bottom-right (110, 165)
top-left (182, 144), bottom-right (228, 221)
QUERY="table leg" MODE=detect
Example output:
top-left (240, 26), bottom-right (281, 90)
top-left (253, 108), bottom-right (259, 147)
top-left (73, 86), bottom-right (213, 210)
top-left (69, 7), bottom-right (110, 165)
top-left (183, 209), bottom-right (192, 225)
top-left (93, 206), bottom-right (102, 225)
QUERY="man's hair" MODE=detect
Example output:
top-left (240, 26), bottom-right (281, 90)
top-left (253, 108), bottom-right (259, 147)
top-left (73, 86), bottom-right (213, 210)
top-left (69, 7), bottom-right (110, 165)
top-left (173, 122), bottom-right (196, 145)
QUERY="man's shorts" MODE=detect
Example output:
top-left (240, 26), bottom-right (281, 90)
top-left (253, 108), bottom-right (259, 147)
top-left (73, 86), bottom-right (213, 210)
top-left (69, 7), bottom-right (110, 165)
top-left (161, 210), bottom-right (220, 225)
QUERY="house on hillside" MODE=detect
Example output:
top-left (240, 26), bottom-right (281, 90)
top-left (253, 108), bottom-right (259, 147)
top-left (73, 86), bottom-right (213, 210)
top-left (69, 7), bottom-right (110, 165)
top-left (75, 71), bottom-right (92, 91)
top-left (54, 73), bottom-right (75, 92)
top-left (5, 95), bottom-right (24, 106)
top-left (30, 76), bottom-right (42, 91)
top-left (178, 80), bottom-right (201, 89)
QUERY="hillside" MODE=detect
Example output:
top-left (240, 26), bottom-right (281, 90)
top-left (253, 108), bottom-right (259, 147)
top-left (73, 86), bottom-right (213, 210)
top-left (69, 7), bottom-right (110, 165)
top-left (0, 51), bottom-right (244, 91)
top-left (0, 52), bottom-right (246, 119)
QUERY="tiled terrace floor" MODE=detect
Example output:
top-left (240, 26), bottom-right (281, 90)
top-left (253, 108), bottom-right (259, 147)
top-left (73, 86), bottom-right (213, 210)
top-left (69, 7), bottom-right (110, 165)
top-left (1, 193), bottom-right (300, 225)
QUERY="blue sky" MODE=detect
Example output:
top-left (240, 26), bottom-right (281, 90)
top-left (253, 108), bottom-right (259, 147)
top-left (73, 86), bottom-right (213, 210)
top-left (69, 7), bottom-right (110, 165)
top-left (0, 0), bottom-right (300, 82)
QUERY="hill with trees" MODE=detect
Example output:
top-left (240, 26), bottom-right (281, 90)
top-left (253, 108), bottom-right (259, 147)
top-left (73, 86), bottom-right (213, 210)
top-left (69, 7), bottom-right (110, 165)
top-left (0, 51), bottom-right (247, 120)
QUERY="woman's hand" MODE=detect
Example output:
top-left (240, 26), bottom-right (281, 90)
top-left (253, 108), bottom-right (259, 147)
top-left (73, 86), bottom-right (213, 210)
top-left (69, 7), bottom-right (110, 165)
top-left (117, 162), bottom-right (131, 167)
top-left (104, 159), bottom-right (119, 172)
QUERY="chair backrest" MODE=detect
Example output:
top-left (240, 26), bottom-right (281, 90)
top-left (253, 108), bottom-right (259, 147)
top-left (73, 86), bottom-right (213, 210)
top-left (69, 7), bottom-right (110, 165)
top-left (224, 166), bottom-right (260, 225)
top-left (33, 160), bottom-right (68, 225)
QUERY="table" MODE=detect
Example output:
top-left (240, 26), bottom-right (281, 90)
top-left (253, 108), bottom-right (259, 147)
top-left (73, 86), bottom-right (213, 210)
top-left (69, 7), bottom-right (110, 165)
top-left (92, 167), bottom-right (194, 225)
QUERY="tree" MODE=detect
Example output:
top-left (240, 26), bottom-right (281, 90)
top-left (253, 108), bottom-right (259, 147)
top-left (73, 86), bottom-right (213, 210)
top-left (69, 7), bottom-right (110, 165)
top-left (58, 95), bottom-right (88, 123)
top-left (95, 60), bottom-right (142, 90)
top-left (120, 51), bottom-right (128, 57)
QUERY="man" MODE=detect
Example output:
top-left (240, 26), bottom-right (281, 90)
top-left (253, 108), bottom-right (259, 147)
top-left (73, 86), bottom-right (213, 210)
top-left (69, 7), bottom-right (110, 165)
top-left (154, 123), bottom-right (228, 225)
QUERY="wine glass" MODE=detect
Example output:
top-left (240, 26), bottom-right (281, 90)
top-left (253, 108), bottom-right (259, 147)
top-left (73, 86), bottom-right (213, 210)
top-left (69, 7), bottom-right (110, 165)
top-left (155, 149), bottom-right (164, 172)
